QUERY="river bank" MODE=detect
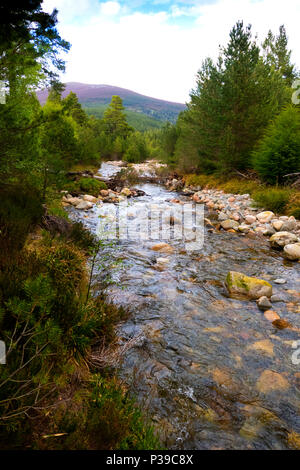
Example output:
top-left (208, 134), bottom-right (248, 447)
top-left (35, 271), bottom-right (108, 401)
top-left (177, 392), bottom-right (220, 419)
top-left (64, 160), bottom-right (300, 450)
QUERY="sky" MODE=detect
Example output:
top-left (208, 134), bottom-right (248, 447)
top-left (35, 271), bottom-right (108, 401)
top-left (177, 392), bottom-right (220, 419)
top-left (42, 0), bottom-right (300, 103)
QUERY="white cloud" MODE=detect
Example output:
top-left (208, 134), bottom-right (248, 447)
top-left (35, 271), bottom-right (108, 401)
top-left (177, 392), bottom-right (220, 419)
top-left (99, 1), bottom-right (121, 16)
top-left (43, 0), bottom-right (300, 102)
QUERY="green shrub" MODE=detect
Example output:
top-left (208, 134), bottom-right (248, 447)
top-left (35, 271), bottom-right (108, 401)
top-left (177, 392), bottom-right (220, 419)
top-left (252, 106), bottom-right (300, 185)
top-left (0, 184), bottom-right (43, 257)
top-left (66, 177), bottom-right (107, 196)
top-left (252, 188), bottom-right (292, 213)
top-left (37, 375), bottom-right (161, 450)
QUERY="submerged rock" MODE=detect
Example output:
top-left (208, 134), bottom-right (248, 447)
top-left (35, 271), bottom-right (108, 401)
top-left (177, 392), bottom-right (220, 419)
top-left (151, 242), bottom-right (174, 254)
top-left (256, 370), bottom-right (290, 394)
top-left (226, 271), bottom-right (272, 299)
top-left (264, 310), bottom-right (280, 322)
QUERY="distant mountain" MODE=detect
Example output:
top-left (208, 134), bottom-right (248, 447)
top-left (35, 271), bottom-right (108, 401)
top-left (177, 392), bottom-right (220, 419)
top-left (37, 82), bottom-right (186, 124)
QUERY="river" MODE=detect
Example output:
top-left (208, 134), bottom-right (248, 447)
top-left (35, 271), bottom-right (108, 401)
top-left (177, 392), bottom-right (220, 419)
top-left (69, 162), bottom-right (300, 450)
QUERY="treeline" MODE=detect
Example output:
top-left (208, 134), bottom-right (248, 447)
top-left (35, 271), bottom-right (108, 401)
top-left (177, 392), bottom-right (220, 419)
top-left (158, 22), bottom-right (300, 185)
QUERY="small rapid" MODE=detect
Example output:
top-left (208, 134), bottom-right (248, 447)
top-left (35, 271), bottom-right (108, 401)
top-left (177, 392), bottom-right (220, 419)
top-left (68, 162), bottom-right (300, 450)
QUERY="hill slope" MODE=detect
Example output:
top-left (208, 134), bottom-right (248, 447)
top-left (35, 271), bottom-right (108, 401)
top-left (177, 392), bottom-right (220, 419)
top-left (37, 82), bottom-right (186, 124)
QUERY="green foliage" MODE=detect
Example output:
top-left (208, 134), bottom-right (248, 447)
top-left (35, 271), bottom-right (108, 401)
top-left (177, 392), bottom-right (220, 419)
top-left (78, 177), bottom-right (107, 196)
top-left (252, 106), bottom-right (300, 184)
top-left (0, 184), bottom-right (43, 257)
top-left (173, 22), bottom-right (291, 174)
top-left (252, 188), bottom-right (292, 212)
top-left (85, 105), bottom-right (164, 131)
top-left (103, 95), bottom-right (133, 140)
top-left (37, 375), bottom-right (161, 450)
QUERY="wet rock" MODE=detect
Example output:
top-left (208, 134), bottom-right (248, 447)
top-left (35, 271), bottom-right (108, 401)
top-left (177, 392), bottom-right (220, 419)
top-left (83, 194), bottom-right (98, 203)
top-left (264, 310), bottom-right (280, 322)
top-left (221, 219), bottom-right (239, 230)
top-left (226, 271), bottom-right (272, 299)
top-left (287, 432), bottom-right (300, 450)
top-left (151, 242), bottom-right (174, 254)
top-left (67, 196), bottom-right (82, 206)
top-left (270, 294), bottom-right (285, 303)
top-left (274, 278), bottom-right (287, 284)
top-left (263, 224), bottom-right (276, 236)
top-left (256, 296), bottom-right (272, 311)
top-left (283, 243), bottom-right (300, 260)
top-left (270, 231), bottom-right (299, 249)
top-left (272, 319), bottom-right (292, 329)
top-left (238, 224), bottom-right (250, 233)
top-left (76, 200), bottom-right (94, 210)
top-left (257, 211), bottom-right (275, 223)
top-left (256, 370), bottom-right (290, 393)
top-left (100, 189), bottom-right (109, 197)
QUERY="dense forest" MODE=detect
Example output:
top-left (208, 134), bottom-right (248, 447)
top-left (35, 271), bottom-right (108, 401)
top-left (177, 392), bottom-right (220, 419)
top-left (0, 0), bottom-right (300, 451)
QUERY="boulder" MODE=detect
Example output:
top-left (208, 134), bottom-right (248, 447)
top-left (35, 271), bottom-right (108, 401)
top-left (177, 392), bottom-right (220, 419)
top-left (226, 271), bottom-right (272, 299)
top-left (100, 189), bottom-right (109, 197)
top-left (67, 197), bottom-right (82, 207)
top-left (256, 296), bottom-right (272, 311)
top-left (83, 194), bottom-right (98, 203)
top-left (221, 219), bottom-right (239, 231)
top-left (257, 211), bottom-right (275, 223)
top-left (283, 243), bottom-right (300, 260)
top-left (270, 231), bottom-right (298, 249)
top-left (76, 200), bottom-right (94, 210)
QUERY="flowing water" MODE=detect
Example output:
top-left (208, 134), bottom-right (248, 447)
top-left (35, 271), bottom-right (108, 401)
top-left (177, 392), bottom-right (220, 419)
top-left (70, 162), bottom-right (300, 450)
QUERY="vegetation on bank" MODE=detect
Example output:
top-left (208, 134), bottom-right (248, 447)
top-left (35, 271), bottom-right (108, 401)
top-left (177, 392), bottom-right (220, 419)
top-left (183, 173), bottom-right (299, 216)
top-left (0, 2), bottom-right (160, 450)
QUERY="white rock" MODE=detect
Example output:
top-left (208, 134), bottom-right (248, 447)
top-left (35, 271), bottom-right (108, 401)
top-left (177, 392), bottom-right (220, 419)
top-left (274, 278), bottom-right (287, 284)
top-left (270, 232), bottom-right (299, 249)
top-left (283, 243), bottom-right (300, 260)
top-left (257, 211), bottom-right (275, 223)
top-left (83, 194), bottom-right (98, 203)
top-left (76, 201), bottom-right (94, 210)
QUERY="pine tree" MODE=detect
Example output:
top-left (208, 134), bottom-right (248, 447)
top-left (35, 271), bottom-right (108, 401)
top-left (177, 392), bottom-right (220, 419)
top-left (102, 96), bottom-right (133, 140)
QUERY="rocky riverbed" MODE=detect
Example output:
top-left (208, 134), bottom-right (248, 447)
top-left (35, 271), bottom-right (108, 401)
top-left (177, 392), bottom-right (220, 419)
top-left (65, 161), bottom-right (300, 450)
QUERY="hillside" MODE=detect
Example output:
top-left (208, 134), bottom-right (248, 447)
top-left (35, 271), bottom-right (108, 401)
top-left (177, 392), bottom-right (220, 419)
top-left (37, 82), bottom-right (186, 125)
